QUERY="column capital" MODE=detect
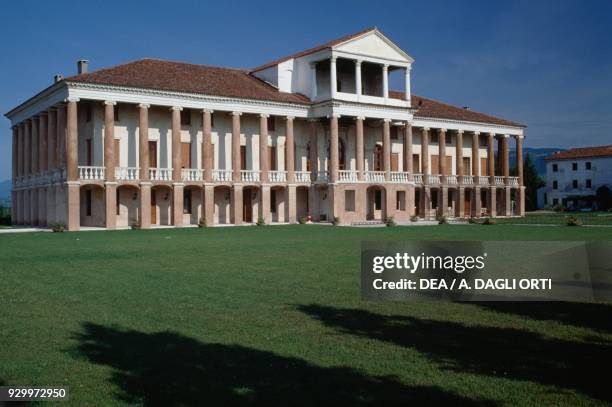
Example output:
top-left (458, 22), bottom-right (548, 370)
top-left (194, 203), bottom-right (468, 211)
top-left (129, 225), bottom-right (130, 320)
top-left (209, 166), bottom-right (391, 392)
top-left (456, 129), bottom-right (464, 134)
top-left (307, 118), bottom-right (319, 123)
top-left (47, 106), bottom-right (57, 112)
top-left (355, 59), bottom-right (362, 67)
top-left (383, 118), bottom-right (392, 123)
top-left (438, 128), bottom-right (447, 133)
top-left (422, 127), bottom-right (430, 131)
top-left (472, 131), bottom-right (480, 136)
top-left (382, 64), bottom-right (389, 70)
top-left (406, 64), bottom-right (412, 72)
top-left (284, 116), bottom-right (295, 121)
top-left (488, 132), bottom-right (495, 137)
top-left (329, 113), bottom-right (341, 119)
top-left (104, 100), bottom-right (117, 106)
top-left (355, 116), bottom-right (365, 121)
top-left (170, 106), bottom-right (183, 111)
top-left (138, 103), bottom-right (150, 109)
top-left (66, 97), bottom-right (80, 103)
top-left (231, 111), bottom-right (242, 116)
top-left (202, 108), bottom-right (214, 114)
top-left (501, 134), bottom-right (510, 138)
top-left (259, 113), bottom-right (270, 119)
top-left (330, 56), bottom-right (337, 63)
top-left (514, 134), bottom-right (525, 140)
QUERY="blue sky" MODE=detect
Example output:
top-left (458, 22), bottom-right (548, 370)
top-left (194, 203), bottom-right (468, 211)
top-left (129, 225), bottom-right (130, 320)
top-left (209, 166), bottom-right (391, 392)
top-left (1, 0), bottom-right (611, 180)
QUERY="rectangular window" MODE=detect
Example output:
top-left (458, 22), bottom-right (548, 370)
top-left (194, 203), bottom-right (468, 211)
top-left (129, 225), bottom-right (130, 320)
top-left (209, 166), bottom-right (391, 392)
top-left (267, 116), bottom-right (275, 131)
top-left (572, 162), bottom-right (578, 171)
top-left (552, 163), bottom-right (558, 172)
top-left (85, 190), bottom-right (92, 217)
top-left (413, 154), bottom-right (420, 173)
top-left (241, 146), bottom-right (247, 170)
top-left (344, 190), bottom-right (355, 212)
top-left (181, 143), bottom-right (191, 169)
top-left (183, 189), bottom-right (192, 214)
top-left (148, 141), bottom-right (157, 167)
top-left (375, 190), bottom-right (382, 211)
top-left (269, 146), bottom-right (277, 171)
top-left (396, 191), bottom-right (406, 211)
top-left (390, 126), bottom-right (398, 140)
top-left (181, 109), bottom-right (191, 126)
top-left (572, 180), bottom-right (578, 188)
top-left (114, 105), bottom-right (120, 122)
top-left (586, 179), bottom-right (592, 188)
top-left (553, 198), bottom-right (559, 206)
top-left (553, 180), bottom-right (558, 189)
top-left (270, 190), bottom-right (277, 213)
top-left (586, 162), bottom-right (592, 170)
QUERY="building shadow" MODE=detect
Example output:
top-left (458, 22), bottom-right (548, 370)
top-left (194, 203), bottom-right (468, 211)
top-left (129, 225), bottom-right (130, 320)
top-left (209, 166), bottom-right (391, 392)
top-left (297, 304), bottom-right (612, 402)
top-left (69, 322), bottom-right (495, 406)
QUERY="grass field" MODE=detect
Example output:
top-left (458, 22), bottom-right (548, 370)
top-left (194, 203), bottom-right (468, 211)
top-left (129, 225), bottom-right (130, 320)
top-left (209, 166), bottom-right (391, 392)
top-left (0, 224), bottom-right (611, 406)
top-left (495, 211), bottom-right (612, 225)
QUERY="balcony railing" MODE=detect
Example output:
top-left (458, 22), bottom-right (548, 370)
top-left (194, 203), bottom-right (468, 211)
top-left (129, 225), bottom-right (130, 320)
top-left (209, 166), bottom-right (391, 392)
top-left (149, 168), bottom-right (172, 181)
top-left (269, 170), bottom-right (287, 183)
top-left (426, 174), bottom-right (441, 185)
top-left (413, 173), bottom-right (423, 184)
top-left (79, 166), bottom-right (105, 180)
top-left (212, 169), bottom-right (232, 182)
top-left (445, 175), bottom-right (458, 185)
top-left (316, 171), bottom-right (329, 182)
top-left (241, 170), bottom-right (260, 182)
top-left (494, 176), bottom-right (505, 186)
top-left (294, 171), bottom-right (311, 183)
top-left (390, 172), bottom-right (409, 183)
top-left (338, 170), bottom-right (358, 182)
top-left (364, 171), bottom-right (385, 182)
top-left (116, 167), bottom-right (139, 181)
top-left (181, 168), bottom-right (203, 182)
top-left (462, 175), bottom-right (474, 185)
top-left (477, 176), bottom-right (490, 186)
top-left (508, 176), bottom-right (519, 186)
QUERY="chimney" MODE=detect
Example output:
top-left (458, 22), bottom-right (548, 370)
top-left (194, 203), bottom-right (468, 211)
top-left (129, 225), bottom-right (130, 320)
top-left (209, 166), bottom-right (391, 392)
top-left (77, 59), bottom-right (89, 74)
top-left (463, 106), bottom-right (471, 110)
top-left (54, 74), bottom-right (64, 83)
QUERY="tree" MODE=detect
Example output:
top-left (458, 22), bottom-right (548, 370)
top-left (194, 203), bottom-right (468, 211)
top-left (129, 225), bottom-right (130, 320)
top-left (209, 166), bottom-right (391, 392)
top-left (523, 153), bottom-right (544, 211)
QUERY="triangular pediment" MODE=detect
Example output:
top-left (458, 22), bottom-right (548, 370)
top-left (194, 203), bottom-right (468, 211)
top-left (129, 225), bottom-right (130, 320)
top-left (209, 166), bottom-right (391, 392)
top-left (334, 30), bottom-right (414, 63)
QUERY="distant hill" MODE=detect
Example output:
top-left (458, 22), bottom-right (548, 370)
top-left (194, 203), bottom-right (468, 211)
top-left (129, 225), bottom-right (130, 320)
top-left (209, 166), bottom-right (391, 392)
top-left (509, 148), bottom-right (564, 177)
top-left (0, 180), bottom-right (11, 207)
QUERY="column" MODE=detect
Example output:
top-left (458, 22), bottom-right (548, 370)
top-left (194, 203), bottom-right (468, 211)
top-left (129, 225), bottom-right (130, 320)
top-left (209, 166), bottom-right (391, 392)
top-left (57, 103), bottom-right (67, 171)
top-left (404, 123), bottom-right (413, 175)
top-left (516, 135), bottom-right (524, 186)
top-left (138, 104), bottom-right (150, 181)
top-left (232, 112), bottom-right (241, 182)
top-left (309, 62), bottom-right (317, 100)
top-left (204, 184), bottom-right (214, 225)
top-left (329, 115), bottom-right (339, 183)
top-left (39, 113), bottom-right (48, 173)
top-left (488, 133), bottom-right (495, 184)
top-left (457, 186), bottom-right (465, 218)
top-left (260, 185), bottom-right (270, 224)
top-left (355, 60), bottom-right (362, 98)
top-left (502, 134), bottom-right (510, 179)
top-left (259, 114), bottom-right (269, 183)
top-left (31, 116), bottom-right (39, 175)
top-left (171, 106), bottom-right (182, 182)
top-left (383, 119), bottom-right (391, 180)
top-left (104, 102), bottom-right (117, 180)
top-left (140, 182), bottom-right (151, 229)
top-left (24, 121), bottom-right (31, 176)
top-left (471, 132), bottom-right (480, 177)
top-left (439, 128), bottom-right (447, 177)
top-left (356, 117), bottom-right (364, 180)
top-left (489, 187), bottom-right (496, 217)
top-left (309, 119), bottom-right (318, 181)
top-left (440, 186), bottom-right (448, 217)
top-left (382, 64), bottom-right (389, 100)
top-left (47, 108), bottom-right (57, 170)
top-left (285, 116), bottom-right (295, 183)
top-left (173, 184), bottom-right (184, 227)
top-left (18, 123), bottom-right (24, 178)
top-left (421, 127), bottom-right (430, 176)
top-left (66, 98), bottom-right (79, 231)
top-left (404, 65), bottom-right (411, 103)
top-left (287, 185), bottom-right (296, 223)
top-left (11, 127), bottom-right (17, 224)
top-left (202, 109), bottom-right (213, 183)
top-left (456, 130), bottom-right (464, 181)
top-left (232, 185), bottom-right (243, 225)
top-left (330, 57), bottom-right (337, 99)
top-left (474, 187), bottom-right (482, 217)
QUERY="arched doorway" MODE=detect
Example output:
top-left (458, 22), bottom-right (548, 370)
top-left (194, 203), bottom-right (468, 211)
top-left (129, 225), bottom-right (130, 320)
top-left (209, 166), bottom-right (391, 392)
top-left (183, 186), bottom-right (203, 225)
top-left (117, 185), bottom-right (140, 228)
top-left (270, 186), bottom-right (286, 223)
top-left (151, 185), bottom-right (173, 226)
top-left (79, 184), bottom-right (105, 227)
top-left (366, 185), bottom-right (385, 221)
top-left (296, 186), bottom-right (309, 221)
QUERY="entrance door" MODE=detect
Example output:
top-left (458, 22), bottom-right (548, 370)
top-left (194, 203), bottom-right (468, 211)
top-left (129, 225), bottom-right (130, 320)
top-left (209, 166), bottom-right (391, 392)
top-left (463, 157), bottom-right (471, 175)
top-left (181, 142), bottom-right (191, 169)
top-left (150, 191), bottom-right (157, 224)
top-left (415, 189), bottom-right (421, 216)
top-left (241, 146), bottom-right (247, 170)
top-left (243, 189), bottom-right (253, 223)
top-left (464, 190), bottom-right (471, 218)
top-left (149, 141), bottom-right (157, 167)
top-left (391, 153), bottom-right (399, 172)
top-left (413, 154), bottom-right (420, 173)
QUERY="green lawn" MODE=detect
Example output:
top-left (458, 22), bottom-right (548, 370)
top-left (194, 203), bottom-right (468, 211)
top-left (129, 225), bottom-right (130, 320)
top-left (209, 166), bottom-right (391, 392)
top-left (495, 211), bottom-right (612, 225)
top-left (0, 225), bottom-right (611, 406)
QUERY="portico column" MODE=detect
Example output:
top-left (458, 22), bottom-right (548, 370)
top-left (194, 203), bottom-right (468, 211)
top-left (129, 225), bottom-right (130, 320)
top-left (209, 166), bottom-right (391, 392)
top-left (57, 104), bottom-right (67, 171)
top-left (171, 106), bottom-right (182, 182)
top-left (309, 119), bottom-right (318, 181)
top-left (259, 114), bottom-right (269, 183)
top-left (330, 57), bottom-right (337, 99)
top-left (404, 65), bottom-right (411, 103)
top-left (516, 135), bottom-right (524, 186)
top-left (309, 62), bottom-right (317, 100)
top-left (355, 60), bottom-right (362, 99)
top-left (404, 123), bottom-right (413, 176)
top-left (17, 124), bottom-right (24, 178)
top-left (47, 108), bottom-right (57, 170)
top-left (137, 104), bottom-right (150, 181)
top-left (471, 132), bottom-right (480, 177)
top-left (382, 64), bottom-right (389, 101)
top-left (439, 128), bottom-right (447, 178)
top-left (502, 134), bottom-right (510, 181)
top-left (285, 116), bottom-right (295, 183)
top-left (232, 112), bottom-right (242, 182)
top-left (202, 109), bottom-right (213, 183)
top-left (330, 114), bottom-right (339, 183)
top-left (39, 113), bottom-right (48, 173)
top-left (356, 116), bottom-right (364, 180)
top-left (104, 101), bottom-right (116, 181)
top-left (488, 133), bottom-right (495, 184)
top-left (11, 127), bottom-right (17, 224)
top-left (456, 131), bottom-right (464, 181)
top-left (421, 127), bottom-right (430, 176)
top-left (31, 116), bottom-right (39, 175)
top-left (66, 98), bottom-right (79, 231)
top-left (24, 121), bottom-right (31, 176)
top-left (383, 119), bottom-right (391, 180)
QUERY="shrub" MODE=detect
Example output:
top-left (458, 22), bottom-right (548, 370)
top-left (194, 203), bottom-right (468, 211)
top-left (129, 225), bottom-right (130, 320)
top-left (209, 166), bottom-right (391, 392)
top-left (332, 216), bottom-right (340, 226)
top-left (553, 204), bottom-right (565, 212)
top-left (410, 215), bottom-right (419, 222)
top-left (482, 217), bottom-right (496, 225)
top-left (198, 217), bottom-right (208, 228)
top-left (298, 216), bottom-right (307, 225)
top-left (437, 216), bottom-right (448, 225)
top-left (385, 216), bottom-right (396, 227)
top-left (256, 217), bottom-right (266, 226)
top-left (131, 220), bottom-right (141, 230)
top-left (566, 216), bottom-right (583, 226)
top-left (468, 217), bottom-right (479, 224)
top-left (49, 222), bottom-right (66, 233)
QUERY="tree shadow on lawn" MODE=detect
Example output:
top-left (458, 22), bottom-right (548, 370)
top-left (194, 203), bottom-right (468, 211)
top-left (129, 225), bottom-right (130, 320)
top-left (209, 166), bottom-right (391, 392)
top-left (473, 301), bottom-right (612, 335)
top-left (68, 322), bottom-right (496, 406)
top-left (297, 304), bottom-right (612, 403)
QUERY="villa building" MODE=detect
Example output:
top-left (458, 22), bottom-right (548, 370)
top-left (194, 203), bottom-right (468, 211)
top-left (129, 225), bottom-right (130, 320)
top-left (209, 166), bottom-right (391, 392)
top-left (6, 28), bottom-right (526, 230)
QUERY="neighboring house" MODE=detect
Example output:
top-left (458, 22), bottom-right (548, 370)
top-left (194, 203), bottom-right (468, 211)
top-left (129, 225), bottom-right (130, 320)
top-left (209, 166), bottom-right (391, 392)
top-left (540, 145), bottom-right (612, 210)
top-left (5, 28), bottom-right (526, 231)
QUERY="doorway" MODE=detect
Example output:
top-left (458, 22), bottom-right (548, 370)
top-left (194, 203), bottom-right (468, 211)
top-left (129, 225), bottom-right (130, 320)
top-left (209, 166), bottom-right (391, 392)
top-left (243, 188), bottom-right (253, 223)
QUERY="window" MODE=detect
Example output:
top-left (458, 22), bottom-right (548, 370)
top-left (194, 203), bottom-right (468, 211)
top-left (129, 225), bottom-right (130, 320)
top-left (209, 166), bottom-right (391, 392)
top-left (553, 198), bottom-right (559, 206)
top-left (396, 191), bottom-right (406, 211)
top-left (586, 162), bottom-right (592, 170)
top-left (181, 109), bottom-right (191, 126)
top-left (431, 133), bottom-right (439, 144)
top-left (344, 190), bottom-right (355, 212)
top-left (86, 105), bottom-right (92, 122)
top-left (374, 189), bottom-right (382, 210)
top-left (572, 162), bottom-right (578, 171)
top-left (374, 145), bottom-right (383, 171)
top-left (113, 105), bottom-right (120, 122)
top-left (586, 179), bottom-right (592, 188)
top-left (183, 189), bottom-right (192, 214)
top-left (390, 126), bottom-right (398, 140)
top-left (267, 116), bottom-right (275, 131)
top-left (553, 181), bottom-right (558, 189)
top-left (270, 190), bottom-right (277, 213)
top-left (572, 180), bottom-right (578, 189)
top-left (552, 163), bottom-right (558, 172)
top-left (85, 190), bottom-right (92, 217)
top-left (445, 133), bottom-right (452, 145)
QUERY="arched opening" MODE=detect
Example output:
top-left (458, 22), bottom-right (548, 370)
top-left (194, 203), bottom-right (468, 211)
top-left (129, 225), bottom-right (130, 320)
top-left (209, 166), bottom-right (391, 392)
top-left (296, 186), bottom-right (309, 221)
top-left (151, 185), bottom-right (173, 226)
top-left (117, 185), bottom-right (140, 228)
top-left (242, 186), bottom-right (260, 224)
top-left (183, 186), bottom-right (203, 226)
top-left (366, 185), bottom-right (386, 221)
top-left (270, 186), bottom-right (286, 223)
top-left (214, 186), bottom-right (231, 225)
top-left (80, 184), bottom-right (105, 227)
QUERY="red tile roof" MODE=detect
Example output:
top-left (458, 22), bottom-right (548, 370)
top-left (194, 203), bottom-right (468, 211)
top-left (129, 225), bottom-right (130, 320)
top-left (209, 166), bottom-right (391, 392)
top-left (251, 27), bottom-right (377, 72)
top-left (545, 145), bottom-right (612, 161)
top-left (65, 59), bottom-right (310, 105)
